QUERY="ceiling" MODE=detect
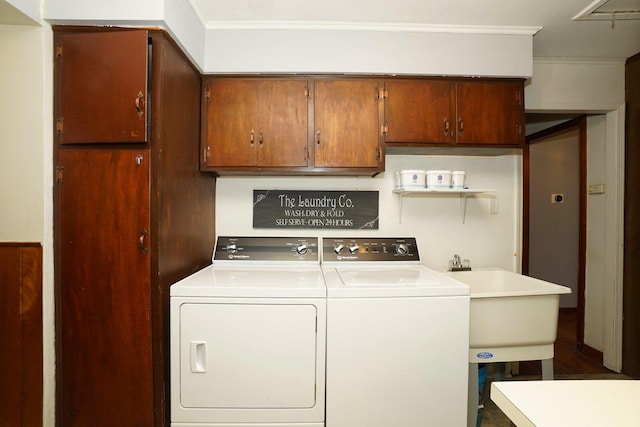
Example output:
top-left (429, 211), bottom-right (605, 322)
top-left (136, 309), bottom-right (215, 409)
top-left (191, 0), bottom-right (640, 59)
top-left (0, 1), bottom-right (37, 25)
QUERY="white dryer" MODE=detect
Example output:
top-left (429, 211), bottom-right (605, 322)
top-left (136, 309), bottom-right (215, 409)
top-left (170, 236), bottom-right (326, 427)
top-left (322, 237), bottom-right (470, 427)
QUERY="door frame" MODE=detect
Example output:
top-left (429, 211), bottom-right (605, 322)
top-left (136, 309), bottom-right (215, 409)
top-left (523, 116), bottom-right (587, 350)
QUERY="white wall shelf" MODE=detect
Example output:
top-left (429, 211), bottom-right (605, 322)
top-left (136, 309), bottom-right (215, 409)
top-left (392, 187), bottom-right (496, 224)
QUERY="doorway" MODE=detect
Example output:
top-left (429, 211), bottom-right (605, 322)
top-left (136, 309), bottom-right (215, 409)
top-left (524, 116), bottom-right (587, 350)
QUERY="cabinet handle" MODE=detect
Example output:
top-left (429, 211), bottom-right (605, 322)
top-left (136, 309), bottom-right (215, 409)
top-left (259, 131), bottom-right (264, 146)
top-left (458, 117), bottom-right (465, 134)
top-left (203, 146), bottom-right (210, 163)
top-left (316, 130), bottom-right (321, 147)
top-left (135, 91), bottom-right (144, 118)
top-left (139, 229), bottom-right (148, 255)
top-left (444, 118), bottom-right (450, 137)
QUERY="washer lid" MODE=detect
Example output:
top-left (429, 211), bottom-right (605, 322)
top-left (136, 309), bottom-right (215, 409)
top-left (323, 265), bottom-right (469, 297)
top-left (171, 265), bottom-right (326, 298)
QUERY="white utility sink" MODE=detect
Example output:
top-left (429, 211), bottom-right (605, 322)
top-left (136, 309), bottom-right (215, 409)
top-left (444, 268), bottom-right (573, 427)
top-left (442, 268), bottom-right (571, 363)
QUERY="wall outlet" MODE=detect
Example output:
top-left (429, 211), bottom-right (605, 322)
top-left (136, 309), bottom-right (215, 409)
top-left (490, 198), bottom-right (499, 214)
top-left (551, 193), bottom-right (564, 204)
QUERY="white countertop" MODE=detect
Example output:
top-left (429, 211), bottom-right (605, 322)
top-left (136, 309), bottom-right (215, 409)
top-left (491, 380), bottom-right (639, 426)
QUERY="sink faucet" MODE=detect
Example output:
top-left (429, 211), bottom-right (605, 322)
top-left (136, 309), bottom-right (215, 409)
top-left (452, 254), bottom-right (462, 269)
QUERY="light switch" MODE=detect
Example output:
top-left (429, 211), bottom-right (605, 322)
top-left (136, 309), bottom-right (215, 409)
top-left (588, 184), bottom-right (606, 194)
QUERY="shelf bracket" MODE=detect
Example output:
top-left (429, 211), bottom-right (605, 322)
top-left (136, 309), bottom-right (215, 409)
top-left (397, 193), bottom-right (404, 224)
top-left (460, 194), bottom-right (468, 224)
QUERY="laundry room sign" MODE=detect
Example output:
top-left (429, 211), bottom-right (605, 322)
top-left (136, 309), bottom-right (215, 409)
top-left (253, 190), bottom-right (379, 229)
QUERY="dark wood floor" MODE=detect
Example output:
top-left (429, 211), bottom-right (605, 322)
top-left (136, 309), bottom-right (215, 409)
top-left (518, 308), bottom-right (614, 376)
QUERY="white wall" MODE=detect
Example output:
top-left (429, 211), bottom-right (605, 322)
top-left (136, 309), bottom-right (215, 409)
top-left (526, 58), bottom-right (625, 371)
top-left (0, 25), bottom-right (45, 242)
top-left (585, 115), bottom-right (608, 353)
top-left (203, 28), bottom-right (533, 77)
top-left (216, 155), bottom-right (522, 272)
top-left (43, 0), bottom-right (536, 77)
top-left (0, 22), bottom-right (55, 426)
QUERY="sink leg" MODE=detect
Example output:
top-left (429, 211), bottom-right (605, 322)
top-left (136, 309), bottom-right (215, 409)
top-left (493, 362), bottom-right (506, 381)
top-left (541, 358), bottom-right (554, 380)
top-left (468, 363), bottom-right (479, 427)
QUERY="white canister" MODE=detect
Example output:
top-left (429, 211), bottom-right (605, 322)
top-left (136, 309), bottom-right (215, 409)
top-left (395, 170), bottom-right (426, 188)
top-left (426, 170), bottom-right (452, 189)
top-left (451, 171), bottom-right (466, 189)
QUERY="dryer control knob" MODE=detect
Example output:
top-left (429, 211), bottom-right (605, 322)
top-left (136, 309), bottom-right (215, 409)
top-left (333, 243), bottom-right (344, 254)
top-left (296, 243), bottom-right (309, 255)
top-left (348, 244), bottom-right (360, 254)
top-left (396, 243), bottom-right (409, 255)
top-left (226, 243), bottom-right (237, 253)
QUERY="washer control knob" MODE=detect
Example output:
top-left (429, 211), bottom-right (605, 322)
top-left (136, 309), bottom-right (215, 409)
top-left (226, 243), bottom-right (237, 253)
top-left (296, 243), bottom-right (309, 255)
top-left (396, 243), bottom-right (409, 255)
top-left (348, 243), bottom-right (360, 254)
top-left (333, 243), bottom-right (344, 254)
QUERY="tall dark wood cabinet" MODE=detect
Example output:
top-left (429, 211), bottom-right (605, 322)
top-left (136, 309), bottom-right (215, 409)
top-left (53, 28), bottom-right (216, 426)
top-left (624, 51), bottom-right (640, 378)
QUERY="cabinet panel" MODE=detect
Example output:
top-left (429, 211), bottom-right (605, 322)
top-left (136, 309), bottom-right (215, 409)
top-left (455, 81), bottom-right (523, 145)
top-left (59, 149), bottom-right (153, 426)
top-left (385, 79), bottom-right (453, 144)
top-left (314, 79), bottom-right (382, 168)
top-left (204, 79), bottom-right (257, 167)
top-left (203, 79), bottom-right (308, 168)
top-left (57, 30), bottom-right (148, 144)
top-left (257, 80), bottom-right (309, 167)
top-left (0, 244), bottom-right (42, 427)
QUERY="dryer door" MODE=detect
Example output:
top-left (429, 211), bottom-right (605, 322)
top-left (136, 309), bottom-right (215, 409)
top-left (179, 302), bottom-right (318, 410)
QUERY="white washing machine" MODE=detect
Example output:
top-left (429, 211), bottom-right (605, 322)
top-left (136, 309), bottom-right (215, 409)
top-left (322, 237), bottom-right (470, 427)
top-left (170, 236), bottom-right (326, 427)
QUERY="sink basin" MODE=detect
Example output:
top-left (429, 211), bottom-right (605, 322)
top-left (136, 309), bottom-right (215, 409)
top-left (442, 268), bottom-right (571, 363)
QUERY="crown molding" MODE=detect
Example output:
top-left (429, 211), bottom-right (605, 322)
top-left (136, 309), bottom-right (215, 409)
top-left (202, 20), bottom-right (542, 35)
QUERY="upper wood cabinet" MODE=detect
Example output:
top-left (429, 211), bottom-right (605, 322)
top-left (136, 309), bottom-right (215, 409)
top-left (56, 30), bottom-right (149, 144)
top-left (454, 80), bottom-right (524, 145)
top-left (384, 78), bottom-right (524, 147)
top-left (200, 77), bottom-right (385, 175)
top-left (201, 78), bottom-right (309, 168)
top-left (384, 79), bottom-right (453, 144)
top-left (313, 79), bottom-right (384, 169)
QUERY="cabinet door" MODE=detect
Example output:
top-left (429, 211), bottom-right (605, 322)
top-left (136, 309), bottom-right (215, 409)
top-left (314, 80), bottom-right (382, 168)
top-left (385, 79), bottom-right (453, 144)
top-left (257, 80), bottom-right (309, 167)
top-left (203, 79), bottom-right (258, 167)
top-left (455, 81), bottom-right (524, 145)
top-left (58, 149), bottom-right (153, 426)
top-left (56, 30), bottom-right (148, 144)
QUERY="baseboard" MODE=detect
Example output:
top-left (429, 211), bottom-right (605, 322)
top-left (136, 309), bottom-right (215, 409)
top-left (581, 344), bottom-right (604, 364)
